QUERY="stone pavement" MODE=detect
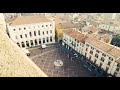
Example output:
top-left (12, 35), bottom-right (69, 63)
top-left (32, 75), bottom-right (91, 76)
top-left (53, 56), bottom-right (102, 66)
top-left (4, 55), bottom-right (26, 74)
top-left (28, 44), bottom-right (94, 77)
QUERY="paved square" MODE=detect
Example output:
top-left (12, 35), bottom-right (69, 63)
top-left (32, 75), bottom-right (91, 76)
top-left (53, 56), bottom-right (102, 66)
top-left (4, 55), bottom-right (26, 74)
top-left (28, 43), bottom-right (94, 77)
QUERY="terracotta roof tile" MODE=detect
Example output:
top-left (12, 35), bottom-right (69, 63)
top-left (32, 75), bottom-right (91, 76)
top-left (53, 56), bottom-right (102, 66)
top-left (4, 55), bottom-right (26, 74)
top-left (10, 16), bottom-right (50, 25)
top-left (86, 36), bottom-right (120, 59)
top-left (63, 29), bottom-right (88, 43)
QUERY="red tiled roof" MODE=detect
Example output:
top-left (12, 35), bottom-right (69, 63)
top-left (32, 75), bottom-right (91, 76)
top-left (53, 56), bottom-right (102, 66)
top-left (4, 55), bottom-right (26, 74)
top-left (63, 29), bottom-right (88, 43)
top-left (86, 36), bottom-right (120, 59)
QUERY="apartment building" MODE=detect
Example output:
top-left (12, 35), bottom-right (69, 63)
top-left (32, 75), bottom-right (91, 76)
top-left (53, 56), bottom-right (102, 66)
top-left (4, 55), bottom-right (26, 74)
top-left (62, 28), bottom-right (120, 77)
top-left (7, 16), bottom-right (55, 48)
top-left (98, 24), bottom-right (119, 33)
top-left (62, 29), bottom-right (88, 55)
top-left (55, 21), bottom-right (82, 42)
top-left (82, 25), bottom-right (112, 43)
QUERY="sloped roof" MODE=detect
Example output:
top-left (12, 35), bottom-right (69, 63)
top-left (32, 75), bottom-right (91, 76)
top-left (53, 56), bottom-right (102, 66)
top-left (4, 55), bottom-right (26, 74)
top-left (63, 29), bottom-right (88, 43)
top-left (0, 29), bottom-right (47, 77)
top-left (10, 16), bottom-right (50, 25)
top-left (86, 36), bottom-right (120, 59)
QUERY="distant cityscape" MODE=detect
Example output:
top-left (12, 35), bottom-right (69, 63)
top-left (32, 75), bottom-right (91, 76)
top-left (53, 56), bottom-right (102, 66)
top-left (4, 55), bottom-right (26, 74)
top-left (0, 13), bottom-right (120, 77)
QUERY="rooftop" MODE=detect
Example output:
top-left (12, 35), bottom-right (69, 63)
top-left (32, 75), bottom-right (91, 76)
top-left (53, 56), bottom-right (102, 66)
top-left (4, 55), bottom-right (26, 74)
top-left (86, 36), bottom-right (120, 59)
top-left (58, 22), bottom-right (81, 29)
top-left (63, 29), bottom-right (88, 43)
top-left (82, 25), bottom-right (98, 34)
top-left (10, 16), bottom-right (50, 26)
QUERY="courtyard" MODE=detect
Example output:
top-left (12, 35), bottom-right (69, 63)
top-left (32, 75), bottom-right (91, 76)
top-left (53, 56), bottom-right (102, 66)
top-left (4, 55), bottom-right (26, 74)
top-left (28, 43), bottom-right (95, 77)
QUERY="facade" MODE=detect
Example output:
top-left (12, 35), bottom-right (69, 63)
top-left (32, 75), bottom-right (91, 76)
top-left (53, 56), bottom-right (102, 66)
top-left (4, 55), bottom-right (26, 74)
top-left (84, 36), bottom-right (120, 77)
top-left (55, 21), bottom-right (81, 42)
top-left (62, 28), bottom-right (120, 77)
top-left (98, 24), bottom-right (119, 33)
top-left (62, 29), bottom-right (88, 58)
top-left (7, 16), bottom-right (55, 48)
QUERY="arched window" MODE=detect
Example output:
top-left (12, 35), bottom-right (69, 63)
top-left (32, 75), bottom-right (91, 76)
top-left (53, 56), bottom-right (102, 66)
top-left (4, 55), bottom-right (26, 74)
top-left (101, 57), bottom-right (105, 62)
top-left (17, 42), bottom-right (20, 47)
top-left (90, 50), bottom-right (93, 55)
top-left (34, 31), bottom-right (36, 36)
top-left (95, 53), bottom-right (98, 58)
top-left (43, 38), bottom-right (45, 43)
top-left (39, 39), bottom-right (41, 44)
top-left (35, 39), bottom-right (37, 45)
top-left (26, 41), bottom-right (29, 47)
top-left (21, 42), bottom-right (25, 47)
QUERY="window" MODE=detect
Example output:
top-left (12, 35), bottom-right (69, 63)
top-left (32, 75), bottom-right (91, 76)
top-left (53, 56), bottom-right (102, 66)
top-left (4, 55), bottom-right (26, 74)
top-left (102, 53), bottom-right (106, 57)
top-left (94, 59), bottom-right (97, 64)
top-left (77, 41), bottom-right (79, 43)
top-left (108, 61), bottom-right (111, 66)
top-left (47, 37), bottom-right (49, 42)
top-left (29, 32), bottom-right (32, 37)
top-left (24, 28), bottom-right (26, 30)
top-left (20, 35), bottom-right (22, 38)
top-left (101, 57), bottom-right (105, 62)
top-left (50, 36), bottom-right (52, 42)
top-left (86, 44), bottom-right (89, 47)
top-left (77, 44), bottom-right (78, 46)
top-left (13, 29), bottom-right (16, 31)
top-left (96, 50), bottom-right (100, 53)
top-left (50, 24), bottom-right (52, 26)
top-left (91, 47), bottom-right (94, 50)
top-left (113, 72), bottom-right (118, 76)
top-left (43, 31), bottom-right (44, 35)
top-left (105, 67), bottom-right (109, 72)
top-left (35, 39), bottom-right (37, 45)
top-left (26, 41), bottom-right (29, 47)
top-left (21, 42), bottom-right (25, 47)
top-left (42, 25), bottom-right (44, 27)
top-left (46, 25), bottom-right (48, 27)
top-left (43, 38), bottom-right (45, 43)
top-left (95, 53), bottom-right (98, 58)
top-left (86, 48), bottom-right (88, 51)
top-left (99, 62), bottom-right (103, 68)
top-left (90, 50), bottom-right (93, 55)
top-left (19, 28), bottom-right (21, 30)
top-left (25, 34), bottom-right (27, 38)
top-left (50, 30), bottom-right (52, 33)
top-left (109, 57), bottom-right (113, 61)
top-left (46, 31), bottom-right (48, 34)
top-left (116, 68), bottom-right (119, 72)
top-left (17, 42), bottom-right (20, 47)
top-left (39, 39), bottom-right (41, 44)
top-left (34, 31), bottom-right (36, 36)
top-left (30, 40), bottom-right (33, 46)
top-left (38, 31), bottom-right (40, 35)
top-left (117, 63), bottom-right (120, 67)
